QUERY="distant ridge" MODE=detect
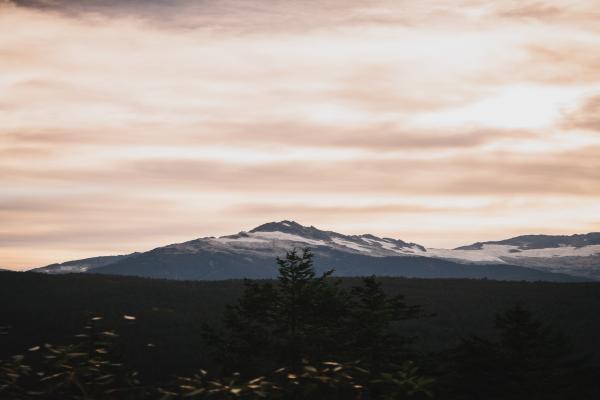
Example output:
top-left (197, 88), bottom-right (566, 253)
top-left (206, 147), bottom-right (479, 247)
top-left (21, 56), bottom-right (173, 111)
top-left (33, 254), bottom-right (138, 274)
top-left (30, 220), bottom-right (598, 281)
top-left (456, 232), bottom-right (600, 250)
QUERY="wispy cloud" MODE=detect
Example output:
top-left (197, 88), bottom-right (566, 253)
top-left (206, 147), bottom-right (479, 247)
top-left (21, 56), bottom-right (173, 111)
top-left (1, 0), bottom-right (600, 269)
top-left (562, 95), bottom-right (600, 132)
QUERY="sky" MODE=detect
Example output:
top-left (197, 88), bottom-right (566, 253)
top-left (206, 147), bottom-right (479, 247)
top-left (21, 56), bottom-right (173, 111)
top-left (1, 0), bottom-right (600, 270)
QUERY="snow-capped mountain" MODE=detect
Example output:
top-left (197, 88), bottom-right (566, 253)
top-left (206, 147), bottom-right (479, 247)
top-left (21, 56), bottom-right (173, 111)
top-left (428, 233), bottom-right (600, 280)
top-left (30, 221), bottom-right (596, 281)
top-left (164, 220), bottom-right (426, 258)
top-left (33, 254), bottom-right (138, 274)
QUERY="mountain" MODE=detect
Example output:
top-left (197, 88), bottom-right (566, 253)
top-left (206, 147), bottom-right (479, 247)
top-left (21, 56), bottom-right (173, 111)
top-left (33, 254), bottom-right (138, 274)
top-left (31, 221), bottom-right (591, 282)
top-left (456, 233), bottom-right (600, 250)
top-left (428, 233), bottom-right (600, 280)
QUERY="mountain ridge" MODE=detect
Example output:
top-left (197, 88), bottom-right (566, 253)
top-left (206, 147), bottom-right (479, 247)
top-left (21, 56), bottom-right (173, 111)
top-left (456, 232), bottom-right (600, 250)
top-left (29, 220), bottom-right (599, 281)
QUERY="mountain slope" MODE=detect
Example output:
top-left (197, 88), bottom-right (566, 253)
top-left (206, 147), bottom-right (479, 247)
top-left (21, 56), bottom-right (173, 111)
top-left (427, 233), bottom-right (600, 280)
top-left (456, 233), bottom-right (600, 250)
top-left (30, 221), bottom-right (597, 281)
top-left (32, 254), bottom-right (138, 274)
top-left (93, 246), bottom-right (581, 282)
top-left (89, 221), bottom-right (584, 282)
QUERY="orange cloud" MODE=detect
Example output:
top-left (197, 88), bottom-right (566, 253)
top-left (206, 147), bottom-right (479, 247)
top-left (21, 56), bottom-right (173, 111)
top-left (1, 0), bottom-right (600, 269)
top-left (562, 95), bottom-right (600, 132)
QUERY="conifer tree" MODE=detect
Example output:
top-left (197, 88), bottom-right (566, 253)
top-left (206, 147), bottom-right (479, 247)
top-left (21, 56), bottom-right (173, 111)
top-left (345, 276), bottom-right (421, 374)
top-left (205, 248), bottom-right (347, 374)
top-left (443, 304), bottom-right (597, 400)
top-left (205, 248), bottom-right (426, 379)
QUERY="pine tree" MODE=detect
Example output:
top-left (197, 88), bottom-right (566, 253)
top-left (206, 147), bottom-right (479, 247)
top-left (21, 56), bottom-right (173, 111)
top-left (204, 248), bottom-right (347, 374)
top-left (274, 249), bottom-right (341, 368)
top-left (345, 276), bottom-right (421, 374)
top-left (204, 248), bottom-right (427, 388)
top-left (443, 304), bottom-right (597, 400)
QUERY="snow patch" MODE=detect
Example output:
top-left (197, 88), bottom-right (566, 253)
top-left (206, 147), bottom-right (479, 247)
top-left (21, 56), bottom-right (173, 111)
top-left (360, 237), bottom-right (425, 256)
top-left (41, 265), bottom-right (90, 273)
top-left (424, 244), bottom-right (600, 263)
top-left (331, 238), bottom-right (372, 253)
top-left (214, 237), bottom-right (268, 244)
top-left (501, 244), bottom-right (600, 258)
top-left (425, 248), bottom-right (505, 263)
top-left (251, 231), bottom-right (328, 246)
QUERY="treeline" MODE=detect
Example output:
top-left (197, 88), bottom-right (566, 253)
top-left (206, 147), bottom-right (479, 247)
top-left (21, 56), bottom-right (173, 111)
top-left (1, 249), bottom-right (600, 398)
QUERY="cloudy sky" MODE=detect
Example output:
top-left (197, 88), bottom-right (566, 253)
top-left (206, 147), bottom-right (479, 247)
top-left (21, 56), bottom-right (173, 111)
top-left (1, 0), bottom-right (600, 270)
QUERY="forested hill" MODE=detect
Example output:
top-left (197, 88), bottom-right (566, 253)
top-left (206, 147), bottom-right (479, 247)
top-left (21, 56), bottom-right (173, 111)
top-left (1, 270), bottom-right (599, 381)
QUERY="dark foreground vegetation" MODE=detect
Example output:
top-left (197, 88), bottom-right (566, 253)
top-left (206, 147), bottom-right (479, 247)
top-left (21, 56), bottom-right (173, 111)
top-left (1, 249), bottom-right (600, 399)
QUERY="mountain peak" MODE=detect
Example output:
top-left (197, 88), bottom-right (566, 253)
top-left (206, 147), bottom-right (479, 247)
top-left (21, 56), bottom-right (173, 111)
top-left (250, 220), bottom-right (304, 232)
top-left (249, 220), bottom-right (333, 241)
top-left (28, 221), bottom-right (600, 281)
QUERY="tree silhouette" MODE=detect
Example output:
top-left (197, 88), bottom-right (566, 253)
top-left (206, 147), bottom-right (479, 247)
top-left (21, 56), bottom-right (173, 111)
top-left (204, 249), bottom-right (424, 378)
top-left (204, 248), bottom-right (347, 374)
top-left (344, 276), bottom-right (421, 374)
top-left (443, 304), bottom-right (598, 400)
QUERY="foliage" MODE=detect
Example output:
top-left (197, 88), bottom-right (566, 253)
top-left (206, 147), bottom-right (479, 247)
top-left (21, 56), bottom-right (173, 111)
top-left (0, 353), bottom-right (32, 399)
top-left (1, 330), bottom-right (432, 400)
top-left (343, 276), bottom-right (422, 373)
top-left (0, 316), bottom-right (143, 400)
top-left (372, 362), bottom-right (434, 400)
top-left (439, 304), bottom-right (600, 400)
top-left (205, 249), bottom-right (423, 376)
top-left (2, 268), bottom-right (600, 380)
top-left (1, 255), bottom-right (600, 399)
top-left (160, 358), bottom-right (433, 400)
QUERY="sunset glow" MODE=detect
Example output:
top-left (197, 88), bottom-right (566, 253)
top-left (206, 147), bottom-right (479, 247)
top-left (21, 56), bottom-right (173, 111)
top-left (1, 0), bottom-right (600, 269)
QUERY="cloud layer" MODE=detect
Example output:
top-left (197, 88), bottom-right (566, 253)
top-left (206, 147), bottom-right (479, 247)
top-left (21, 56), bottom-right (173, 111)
top-left (1, 0), bottom-right (600, 269)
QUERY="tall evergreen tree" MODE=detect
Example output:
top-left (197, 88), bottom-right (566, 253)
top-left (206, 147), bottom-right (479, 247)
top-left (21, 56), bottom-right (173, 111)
top-left (204, 249), bottom-right (424, 377)
top-left (442, 304), bottom-right (598, 400)
top-left (344, 276), bottom-right (421, 374)
top-left (204, 248), bottom-right (348, 374)
top-left (273, 249), bottom-right (342, 367)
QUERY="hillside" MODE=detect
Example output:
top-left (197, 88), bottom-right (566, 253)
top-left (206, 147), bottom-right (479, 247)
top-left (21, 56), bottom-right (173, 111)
top-left (30, 221), bottom-right (594, 281)
top-left (1, 270), bottom-right (599, 381)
